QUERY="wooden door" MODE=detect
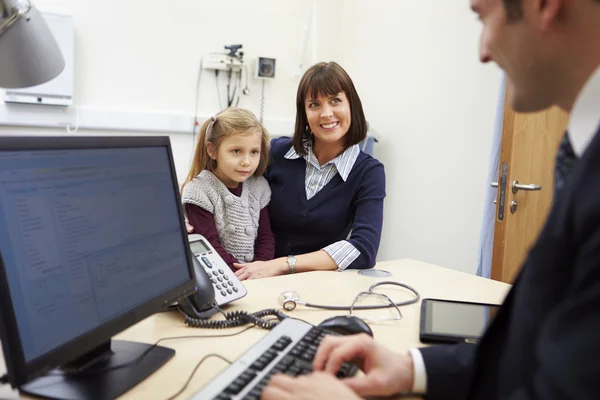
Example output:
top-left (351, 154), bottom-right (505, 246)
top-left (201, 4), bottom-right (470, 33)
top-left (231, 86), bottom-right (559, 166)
top-left (491, 91), bottom-right (570, 283)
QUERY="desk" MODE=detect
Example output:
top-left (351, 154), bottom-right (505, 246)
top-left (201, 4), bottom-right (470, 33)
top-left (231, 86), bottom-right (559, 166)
top-left (0, 259), bottom-right (510, 400)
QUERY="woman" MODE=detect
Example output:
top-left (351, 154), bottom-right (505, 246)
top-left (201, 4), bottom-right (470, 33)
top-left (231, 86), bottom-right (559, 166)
top-left (233, 61), bottom-right (386, 280)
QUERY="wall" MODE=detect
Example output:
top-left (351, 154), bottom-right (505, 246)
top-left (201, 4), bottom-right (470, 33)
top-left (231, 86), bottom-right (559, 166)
top-left (317, 1), bottom-right (503, 274)
top-left (0, 0), bottom-right (317, 184)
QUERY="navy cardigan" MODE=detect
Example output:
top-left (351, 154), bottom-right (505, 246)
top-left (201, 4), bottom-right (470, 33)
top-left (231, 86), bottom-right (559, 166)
top-left (264, 137), bottom-right (386, 269)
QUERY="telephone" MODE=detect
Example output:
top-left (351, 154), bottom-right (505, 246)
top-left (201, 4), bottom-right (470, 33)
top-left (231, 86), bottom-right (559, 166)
top-left (177, 234), bottom-right (287, 329)
top-left (177, 234), bottom-right (247, 319)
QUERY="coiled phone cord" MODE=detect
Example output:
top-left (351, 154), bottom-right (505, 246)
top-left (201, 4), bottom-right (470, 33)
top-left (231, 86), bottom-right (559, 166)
top-left (184, 309), bottom-right (287, 330)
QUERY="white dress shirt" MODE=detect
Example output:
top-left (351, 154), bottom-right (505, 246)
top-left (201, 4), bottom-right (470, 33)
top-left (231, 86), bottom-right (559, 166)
top-left (284, 143), bottom-right (362, 270)
top-left (410, 65), bottom-right (600, 395)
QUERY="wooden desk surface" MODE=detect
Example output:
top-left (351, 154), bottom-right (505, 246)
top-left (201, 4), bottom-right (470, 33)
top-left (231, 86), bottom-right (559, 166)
top-left (0, 259), bottom-right (510, 399)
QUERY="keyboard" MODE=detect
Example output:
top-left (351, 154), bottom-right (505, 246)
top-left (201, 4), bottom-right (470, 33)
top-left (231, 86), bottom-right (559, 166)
top-left (190, 318), bottom-right (358, 400)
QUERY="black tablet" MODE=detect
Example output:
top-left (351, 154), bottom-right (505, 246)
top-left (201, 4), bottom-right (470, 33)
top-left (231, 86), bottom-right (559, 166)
top-left (419, 298), bottom-right (501, 344)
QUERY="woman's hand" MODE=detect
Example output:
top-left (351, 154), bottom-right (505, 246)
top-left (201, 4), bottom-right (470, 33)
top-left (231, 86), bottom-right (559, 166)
top-left (233, 258), bottom-right (288, 280)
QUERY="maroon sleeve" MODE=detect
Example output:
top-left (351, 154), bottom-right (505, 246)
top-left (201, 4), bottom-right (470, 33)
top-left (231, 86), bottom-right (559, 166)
top-left (185, 204), bottom-right (239, 269)
top-left (253, 206), bottom-right (275, 261)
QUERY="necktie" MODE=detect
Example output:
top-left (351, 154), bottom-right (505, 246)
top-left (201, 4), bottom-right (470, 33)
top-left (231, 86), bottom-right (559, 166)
top-left (554, 131), bottom-right (578, 195)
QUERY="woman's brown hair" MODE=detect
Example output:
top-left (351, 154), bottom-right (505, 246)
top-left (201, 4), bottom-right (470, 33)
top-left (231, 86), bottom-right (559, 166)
top-left (181, 107), bottom-right (270, 191)
top-left (293, 61), bottom-right (367, 156)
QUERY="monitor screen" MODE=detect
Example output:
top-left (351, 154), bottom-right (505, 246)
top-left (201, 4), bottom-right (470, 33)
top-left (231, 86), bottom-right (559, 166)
top-left (0, 137), bottom-right (197, 398)
top-left (0, 144), bottom-right (191, 361)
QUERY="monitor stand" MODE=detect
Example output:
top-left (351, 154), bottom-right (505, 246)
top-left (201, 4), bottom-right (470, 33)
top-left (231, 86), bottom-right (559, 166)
top-left (20, 340), bottom-right (174, 400)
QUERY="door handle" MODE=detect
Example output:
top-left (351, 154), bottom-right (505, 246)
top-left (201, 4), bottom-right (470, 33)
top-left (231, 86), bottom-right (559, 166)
top-left (491, 182), bottom-right (498, 188)
top-left (512, 180), bottom-right (542, 194)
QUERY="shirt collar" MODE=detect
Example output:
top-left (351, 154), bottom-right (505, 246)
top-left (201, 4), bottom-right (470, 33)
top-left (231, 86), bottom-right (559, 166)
top-left (568, 66), bottom-right (600, 157)
top-left (284, 142), bottom-right (361, 182)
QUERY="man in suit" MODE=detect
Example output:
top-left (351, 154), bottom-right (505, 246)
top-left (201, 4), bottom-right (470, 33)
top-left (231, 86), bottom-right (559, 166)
top-left (262, 0), bottom-right (600, 399)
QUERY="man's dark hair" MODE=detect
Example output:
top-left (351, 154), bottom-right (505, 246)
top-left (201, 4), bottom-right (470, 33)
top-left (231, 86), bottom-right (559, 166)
top-left (504, 0), bottom-right (600, 22)
top-left (502, 0), bottom-right (523, 22)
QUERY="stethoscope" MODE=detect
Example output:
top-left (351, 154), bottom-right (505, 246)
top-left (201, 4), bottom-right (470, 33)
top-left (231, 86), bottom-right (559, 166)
top-left (277, 281), bottom-right (420, 311)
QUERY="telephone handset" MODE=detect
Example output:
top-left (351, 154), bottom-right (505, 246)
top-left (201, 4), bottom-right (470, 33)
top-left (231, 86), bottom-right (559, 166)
top-left (178, 234), bottom-right (247, 318)
top-left (178, 234), bottom-right (286, 329)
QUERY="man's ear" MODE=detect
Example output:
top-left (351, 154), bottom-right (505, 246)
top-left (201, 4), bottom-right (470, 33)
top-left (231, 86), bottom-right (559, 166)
top-left (206, 142), bottom-right (217, 160)
top-left (537, 0), bottom-right (566, 31)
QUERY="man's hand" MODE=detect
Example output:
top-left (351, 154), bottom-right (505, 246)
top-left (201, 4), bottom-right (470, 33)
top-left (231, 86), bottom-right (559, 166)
top-left (233, 259), bottom-right (287, 280)
top-left (313, 333), bottom-right (415, 398)
top-left (261, 372), bottom-right (362, 400)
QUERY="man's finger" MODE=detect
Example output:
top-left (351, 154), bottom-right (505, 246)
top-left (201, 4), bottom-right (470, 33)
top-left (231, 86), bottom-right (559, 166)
top-left (324, 334), bottom-right (371, 375)
top-left (269, 373), bottom-right (297, 387)
top-left (313, 335), bottom-right (345, 371)
top-left (342, 374), bottom-right (384, 397)
top-left (261, 385), bottom-right (291, 400)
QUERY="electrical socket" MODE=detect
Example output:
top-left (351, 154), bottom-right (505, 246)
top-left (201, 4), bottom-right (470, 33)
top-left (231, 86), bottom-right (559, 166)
top-left (203, 53), bottom-right (243, 71)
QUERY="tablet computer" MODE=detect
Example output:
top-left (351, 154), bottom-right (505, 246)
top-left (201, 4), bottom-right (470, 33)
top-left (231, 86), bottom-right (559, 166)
top-left (419, 298), bottom-right (501, 344)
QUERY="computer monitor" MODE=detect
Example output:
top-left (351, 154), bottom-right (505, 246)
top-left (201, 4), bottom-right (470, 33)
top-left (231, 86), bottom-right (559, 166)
top-left (0, 136), bottom-right (198, 399)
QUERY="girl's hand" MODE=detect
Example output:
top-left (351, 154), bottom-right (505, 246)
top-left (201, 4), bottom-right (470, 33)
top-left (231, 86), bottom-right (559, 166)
top-left (185, 219), bottom-right (194, 234)
top-left (233, 259), bottom-right (288, 280)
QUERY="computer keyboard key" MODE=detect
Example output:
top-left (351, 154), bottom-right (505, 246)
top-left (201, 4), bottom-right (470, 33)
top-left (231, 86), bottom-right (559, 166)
top-left (272, 337), bottom-right (291, 351)
top-left (213, 394), bottom-right (231, 400)
top-left (290, 347), bottom-right (302, 357)
top-left (271, 364), bottom-right (287, 374)
top-left (240, 371), bottom-right (256, 384)
top-left (279, 354), bottom-right (295, 366)
top-left (251, 360), bottom-right (267, 371)
top-left (225, 370), bottom-right (256, 395)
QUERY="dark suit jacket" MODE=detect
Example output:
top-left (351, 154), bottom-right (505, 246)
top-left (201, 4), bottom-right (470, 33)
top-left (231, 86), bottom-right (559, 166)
top-left (420, 125), bottom-right (600, 400)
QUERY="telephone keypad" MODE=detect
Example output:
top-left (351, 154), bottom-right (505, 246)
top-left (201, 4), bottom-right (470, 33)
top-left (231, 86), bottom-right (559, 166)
top-left (189, 234), bottom-right (247, 307)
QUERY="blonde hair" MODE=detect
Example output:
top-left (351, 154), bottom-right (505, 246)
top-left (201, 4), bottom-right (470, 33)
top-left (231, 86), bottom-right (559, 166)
top-left (182, 108), bottom-right (270, 191)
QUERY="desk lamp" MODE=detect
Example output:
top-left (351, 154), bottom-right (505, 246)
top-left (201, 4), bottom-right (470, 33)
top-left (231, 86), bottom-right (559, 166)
top-left (0, 0), bottom-right (64, 88)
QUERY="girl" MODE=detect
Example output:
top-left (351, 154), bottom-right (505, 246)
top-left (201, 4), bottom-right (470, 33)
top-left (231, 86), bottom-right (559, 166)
top-left (181, 107), bottom-right (274, 271)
